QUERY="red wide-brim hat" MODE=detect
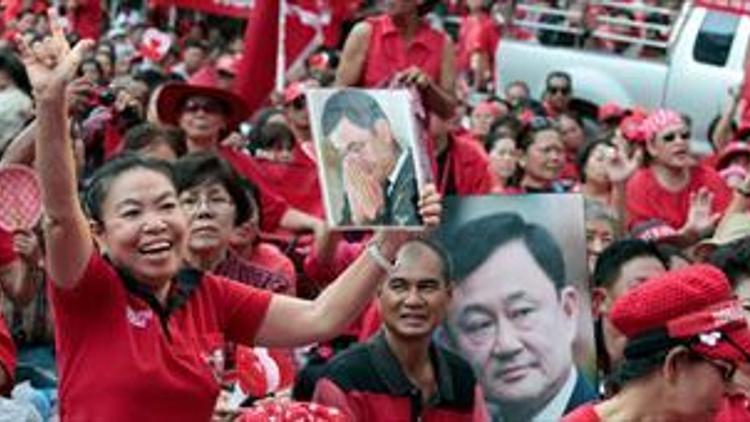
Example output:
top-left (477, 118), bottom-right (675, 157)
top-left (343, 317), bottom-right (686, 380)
top-left (156, 78), bottom-right (249, 131)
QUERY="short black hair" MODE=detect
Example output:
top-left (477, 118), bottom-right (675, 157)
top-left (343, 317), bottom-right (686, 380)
top-left (656, 244), bottom-right (692, 268)
top-left (709, 237), bottom-right (750, 289)
top-left (546, 70), bottom-right (572, 89)
top-left (123, 123), bottom-right (187, 158)
top-left (321, 90), bottom-right (388, 137)
top-left (518, 117), bottom-right (561, 153)
top-left (172, 152), bottom-right (252, 226)
top-left (0, 48), bottom-right (32, 97)
top-left (439, 212), bottom-right (567, 291)
top-left (485, 115), bottom-right (523, 151)
top-left (592, 239), bottom-right (668, 289)
top-left (576, 138), bottom-right (613, 184)
top-left (398, 237), bottom-right (453, 283)
top-left (83, 153), bottom-right (176, 223)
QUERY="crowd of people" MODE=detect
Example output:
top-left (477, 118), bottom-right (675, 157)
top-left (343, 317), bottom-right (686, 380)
top-left (1, 0), bottom-right (750, 421)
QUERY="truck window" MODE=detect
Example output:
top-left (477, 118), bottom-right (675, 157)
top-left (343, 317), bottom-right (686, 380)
top-left (693, 11), bottom-right (740, 67)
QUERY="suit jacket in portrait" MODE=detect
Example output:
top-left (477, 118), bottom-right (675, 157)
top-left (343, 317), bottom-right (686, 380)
top-left (339, 151), bottom-right (420, 227)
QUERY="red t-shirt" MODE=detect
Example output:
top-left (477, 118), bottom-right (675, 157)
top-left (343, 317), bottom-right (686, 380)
top-left (715, 394), bottom-right (750, 421)
top-left (0, 229), bottom-right (16, 267)
top-left (561, 403), bottom-right (600, 422)
top-left (625, 165), bottom-right (732, 232)
top-left (50, 252), bottom-right (273, 421)
top-left (254, 141), bottom-right (324, 218)
top-left (0, 314), bottom-right (16, 396)
top-left (440, 133), bottom-right (496, 195)
top-left (219, 147), bottom-right (290, 233)
top-left (457, 13), bottom-right (500, 73)
top-left (360, 14), bottom-right (446, 88)
top-left (69, 0), bottom-right (102, 40)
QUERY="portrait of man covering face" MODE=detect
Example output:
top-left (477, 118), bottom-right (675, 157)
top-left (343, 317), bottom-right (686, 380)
top-left (439, 201), bottom-right (596, 422)
top-left (312, 89), bottom-right (425, 227)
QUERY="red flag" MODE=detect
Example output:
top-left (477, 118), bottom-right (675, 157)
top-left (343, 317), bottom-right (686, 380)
top-left (233, 0), bottom-right (359, 115)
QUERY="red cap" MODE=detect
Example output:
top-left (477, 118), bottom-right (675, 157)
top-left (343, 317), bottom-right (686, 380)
top-left (611, 264), bottom-right (750, 363)
top-left (619, 112), bottom-right (648, 144)
top-left (598, 102), bottom-right (625, 122)
top-left (716, 142), bottom-right (750, 171)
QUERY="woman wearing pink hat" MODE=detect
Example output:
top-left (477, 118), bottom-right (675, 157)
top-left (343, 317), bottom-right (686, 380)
top-left (625, 109), bottom-right (733, 245)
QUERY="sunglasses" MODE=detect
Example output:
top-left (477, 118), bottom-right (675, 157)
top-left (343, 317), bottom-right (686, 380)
top-left (182, 99), bottom-right (225, 115)
top-left (547, 86), bottom-right (571, 95)
top-left (659, 129), bottom-right (691, 143)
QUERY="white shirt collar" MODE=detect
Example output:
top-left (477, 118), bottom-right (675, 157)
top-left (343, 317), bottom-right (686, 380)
top-left (532, 367), bottom-right (578, 422)
top-left (386, 151), bottom-right (408, 196)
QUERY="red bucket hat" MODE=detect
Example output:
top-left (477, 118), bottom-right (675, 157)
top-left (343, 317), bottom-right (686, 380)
top-left (156, 71), bottom-right (248, 131)
top-left (610, 264), bottom-right (750, 363)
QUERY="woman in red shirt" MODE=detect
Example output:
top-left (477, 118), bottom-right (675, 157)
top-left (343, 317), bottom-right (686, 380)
top-left (21, 14), bottom-right (442, 421)
top-left (625, 109), bottom-right (732, 245)
top-left (335, 0), bottom-right (456, 119)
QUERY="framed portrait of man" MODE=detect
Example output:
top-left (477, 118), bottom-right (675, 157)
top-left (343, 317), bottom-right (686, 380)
top-left (436, 195), bottom-right (597, 422)
top-left (307, 88), bottom-right (432, 229)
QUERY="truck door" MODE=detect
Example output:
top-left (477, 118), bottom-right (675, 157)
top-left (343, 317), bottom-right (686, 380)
top-left (663, 8), bottom-right (746, 152)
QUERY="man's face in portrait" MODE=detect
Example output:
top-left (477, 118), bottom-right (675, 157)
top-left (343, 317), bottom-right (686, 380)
top-left (328, 117), bottom-right (400, 224)
top-left (447, 239), bottom-right (579, 410)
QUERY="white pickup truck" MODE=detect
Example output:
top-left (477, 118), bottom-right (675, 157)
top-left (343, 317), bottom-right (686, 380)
top-left (495, 1), bottom-right (750, 153)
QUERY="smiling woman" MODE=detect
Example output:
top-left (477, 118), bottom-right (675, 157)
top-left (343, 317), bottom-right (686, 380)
top-left (23, 10), bottom-right (442, 421)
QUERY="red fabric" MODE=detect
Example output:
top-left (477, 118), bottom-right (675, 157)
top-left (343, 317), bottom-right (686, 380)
top-left (235, 346), bottom-right (295, 397)
top-left (456, 13), bottom-right (500, 73)
top-left (0, 228), bottom-right (16, 267)
top-left (255, 141), bottom-right (324, 218)
top-left (715, 394), bottom-right (750, 421)
top-left (68, 0), bottom-right (102, 39)
top-left (219, 147), bottom-right (290, 233)
top-left (50, 252), bottom-right (273, 421)
top-left (357, 301), bottom-right (381, 342)
top-left (313, 378), bottom-right (486, 422)
top-left (303, 239), bottom-right (365, 286)
top-left (561, 403), bottom-right (600, 422)
top-left (103, 121), bottom-right (123, 160)
top-left (610, 264), bottom-right (750, 363)
top-left (150, 0), bottom-right (254, 18)
top-left (625, 165), bottom-right (732, 231)
top-left (440, 133), bottom-right (495, 195)
top-left (0, 314), bottom-right (16, 396)
top-left (234, 1), bottom-right (347, 115)
top-left (360, 14), bottom-right (446, 88)
top-left (246, 243), bottom-right (297, 290)
top-left (240, 400), bottom-right (349, 421)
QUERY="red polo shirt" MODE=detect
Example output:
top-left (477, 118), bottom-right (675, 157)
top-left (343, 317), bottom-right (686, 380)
top-left (360, 14), bottom-right (446, 88)
top-left (246, 243), bottom-right (297, 292)
top-left (50, 252), bottom-right (273, 421)
top-left (626, 165), bottom-right (731, 232)
top-left (219, 147), bottom-right (290, 233)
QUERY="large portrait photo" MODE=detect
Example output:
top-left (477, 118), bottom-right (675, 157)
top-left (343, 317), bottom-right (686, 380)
top-left (436, 195), bottom-right (597, 422)
top-left (307, 88), bottom-right (431, 229)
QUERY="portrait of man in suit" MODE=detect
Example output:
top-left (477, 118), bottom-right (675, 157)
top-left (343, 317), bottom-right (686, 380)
top-left (440, 211), bottom-right (597, 422)
top-left (320, 89), bottom-right (420, 226)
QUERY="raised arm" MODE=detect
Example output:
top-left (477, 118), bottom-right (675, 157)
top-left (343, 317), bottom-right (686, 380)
top-left (335, 21), bottom-right (372, 88)
top-left (18, 9), bottom-right (95, 288)
top-left (255, 185), bottom-right (442, 347)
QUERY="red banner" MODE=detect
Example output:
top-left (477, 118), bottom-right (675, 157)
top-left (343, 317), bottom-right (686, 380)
top-left (149, 0), bottom-right (255, 18)
top-left (695, 0), bottom-right (750, 16)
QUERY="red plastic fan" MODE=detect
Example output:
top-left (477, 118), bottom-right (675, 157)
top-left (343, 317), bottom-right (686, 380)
top-left (0, 165), bottom-right (42, 231)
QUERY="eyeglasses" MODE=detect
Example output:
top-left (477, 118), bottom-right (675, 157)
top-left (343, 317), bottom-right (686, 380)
top-left (659, 129), bottom-right (691, 143)
top-left (547, 86), bottom-right (571, 96)
top-left (179, 193), bottom-right (234, 214)
top-left (182, 99), bottom-right (226, 115)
